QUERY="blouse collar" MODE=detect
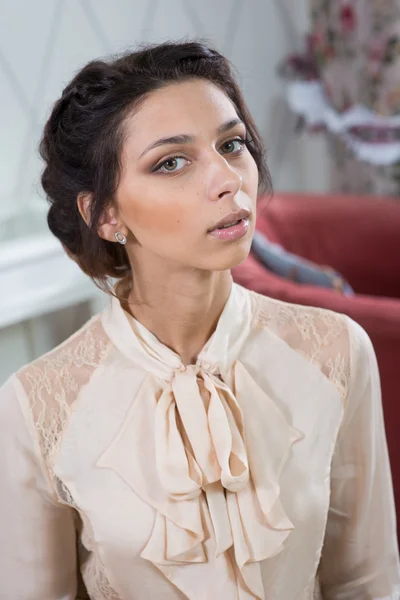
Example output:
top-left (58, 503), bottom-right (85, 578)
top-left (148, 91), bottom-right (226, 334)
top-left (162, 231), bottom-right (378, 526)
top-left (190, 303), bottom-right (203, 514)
top-left (101, 281), bottom-right (252, 379)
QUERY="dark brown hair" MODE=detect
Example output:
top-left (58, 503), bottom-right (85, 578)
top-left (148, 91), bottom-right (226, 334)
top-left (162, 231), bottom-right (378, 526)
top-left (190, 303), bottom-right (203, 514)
top-left (40, 40), bottom-right (271, 290)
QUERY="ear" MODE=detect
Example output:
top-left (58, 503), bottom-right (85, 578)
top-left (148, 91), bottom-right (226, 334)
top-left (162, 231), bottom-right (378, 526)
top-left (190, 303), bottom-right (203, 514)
top-left (77, 192), bottom-right (128, 243)
top-left (77, 192), bottom-right (93, 226)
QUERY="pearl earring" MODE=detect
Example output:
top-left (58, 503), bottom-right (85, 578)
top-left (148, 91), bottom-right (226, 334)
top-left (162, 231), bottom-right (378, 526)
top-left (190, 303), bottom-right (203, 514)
top-left (114, 231), bottom-right (127, 245)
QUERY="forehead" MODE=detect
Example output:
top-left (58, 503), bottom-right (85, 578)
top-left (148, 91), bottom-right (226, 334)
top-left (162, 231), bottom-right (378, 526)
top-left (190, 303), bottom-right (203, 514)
top-left (124, 79), bottom-right (240, 145)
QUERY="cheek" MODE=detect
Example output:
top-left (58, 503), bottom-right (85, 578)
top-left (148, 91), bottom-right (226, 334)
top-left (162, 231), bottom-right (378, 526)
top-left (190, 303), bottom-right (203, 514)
top-left (120, 187), bottom-right (192, 240)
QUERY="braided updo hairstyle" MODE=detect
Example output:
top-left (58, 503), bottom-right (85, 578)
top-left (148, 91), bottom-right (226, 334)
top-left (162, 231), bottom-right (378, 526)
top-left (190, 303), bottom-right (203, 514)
top-left (40, 40), bottom-right (271, 291)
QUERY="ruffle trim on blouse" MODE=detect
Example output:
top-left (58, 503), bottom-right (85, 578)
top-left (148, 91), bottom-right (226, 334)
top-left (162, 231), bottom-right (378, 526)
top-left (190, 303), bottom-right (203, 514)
top-left (97, 360), bottom-right (302, 600)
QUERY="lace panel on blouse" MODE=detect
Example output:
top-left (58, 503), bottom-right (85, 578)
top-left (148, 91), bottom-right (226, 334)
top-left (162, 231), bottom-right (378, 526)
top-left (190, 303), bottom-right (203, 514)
top-left (250, 291), bottom-right (351, 401)
top-left (18, 315), bottom-right (111, 468)
top-left (17, 315), bottom-right (120, 600)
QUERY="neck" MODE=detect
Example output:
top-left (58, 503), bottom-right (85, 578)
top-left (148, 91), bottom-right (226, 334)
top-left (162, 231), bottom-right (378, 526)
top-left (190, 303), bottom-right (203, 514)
top-left (124, 258), bottom-right (232, 365)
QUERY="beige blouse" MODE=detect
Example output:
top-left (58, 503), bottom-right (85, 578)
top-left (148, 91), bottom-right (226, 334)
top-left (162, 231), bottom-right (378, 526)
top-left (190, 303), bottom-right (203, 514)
top-left (0, 283), bottom-right (399, 600)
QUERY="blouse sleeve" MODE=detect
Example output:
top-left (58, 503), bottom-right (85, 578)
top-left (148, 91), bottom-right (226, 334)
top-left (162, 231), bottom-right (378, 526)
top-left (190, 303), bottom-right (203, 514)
top-left (319, 318), bottom-right (400, 599)
top-left (0, 376), bottom-right (79, 600)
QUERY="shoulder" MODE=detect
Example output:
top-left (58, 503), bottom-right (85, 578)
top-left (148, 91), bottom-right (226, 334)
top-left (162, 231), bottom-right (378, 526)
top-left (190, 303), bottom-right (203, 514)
top-left (248, 288), bottom-right (349, 344)
top-left (17, 313), bottom-right (112, 395)
top-left (248, 289), bottom-right (358, 400)
top-left (14, 313), bottom-right (113, 461)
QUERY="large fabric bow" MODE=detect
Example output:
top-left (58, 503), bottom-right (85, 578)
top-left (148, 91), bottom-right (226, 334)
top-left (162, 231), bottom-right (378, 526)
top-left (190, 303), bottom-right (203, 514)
top-left (98, 360), bottom-right (302, 599)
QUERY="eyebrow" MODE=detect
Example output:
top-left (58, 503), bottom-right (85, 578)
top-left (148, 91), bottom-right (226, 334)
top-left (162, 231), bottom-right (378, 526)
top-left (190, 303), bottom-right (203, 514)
top-left (139, 118), bottom-right (245, 158)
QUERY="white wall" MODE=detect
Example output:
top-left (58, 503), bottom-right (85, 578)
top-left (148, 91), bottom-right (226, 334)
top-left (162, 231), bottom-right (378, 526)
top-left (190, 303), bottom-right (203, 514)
top-left (0, 0), bottom-right (330, 384)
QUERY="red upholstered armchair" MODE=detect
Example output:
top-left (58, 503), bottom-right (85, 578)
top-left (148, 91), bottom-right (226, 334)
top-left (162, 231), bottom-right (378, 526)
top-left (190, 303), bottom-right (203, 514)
top-left (233, 192), bottom-right (400, 536)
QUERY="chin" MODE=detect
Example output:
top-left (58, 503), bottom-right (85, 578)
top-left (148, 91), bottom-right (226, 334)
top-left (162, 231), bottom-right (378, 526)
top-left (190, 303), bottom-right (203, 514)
top-left (206, 236), bottom-right (253, 272)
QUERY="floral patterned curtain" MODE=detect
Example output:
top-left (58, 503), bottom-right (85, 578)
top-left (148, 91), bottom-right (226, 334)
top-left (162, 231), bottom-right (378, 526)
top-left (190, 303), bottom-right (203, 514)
top-left (315, 0), bottom-right (400, 195)
top-left (311, 0), bottom-right (400, 115)
top-left (283, 0), bottom-right (400, 196)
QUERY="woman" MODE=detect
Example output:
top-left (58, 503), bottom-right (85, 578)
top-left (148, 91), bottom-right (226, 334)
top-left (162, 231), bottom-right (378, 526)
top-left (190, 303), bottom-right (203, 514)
top-left (0, 41), bottom-right (398, 600)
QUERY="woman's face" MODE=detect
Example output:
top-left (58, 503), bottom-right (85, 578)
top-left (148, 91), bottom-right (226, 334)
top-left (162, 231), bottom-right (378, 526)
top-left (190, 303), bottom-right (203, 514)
top-left (115, 79), bottom-right (259, 272)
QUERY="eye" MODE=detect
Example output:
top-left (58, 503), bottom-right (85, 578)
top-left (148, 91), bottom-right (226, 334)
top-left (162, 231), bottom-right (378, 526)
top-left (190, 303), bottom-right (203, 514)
top-left (220, 138), bottom-right (246, 154)
top-left (154, 156), bottom-right (188, 174)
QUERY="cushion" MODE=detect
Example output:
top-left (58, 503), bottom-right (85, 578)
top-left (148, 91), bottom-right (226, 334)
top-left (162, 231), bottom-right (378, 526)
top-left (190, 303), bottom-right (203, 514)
top-left (251, 230), bottom-right (354, 295)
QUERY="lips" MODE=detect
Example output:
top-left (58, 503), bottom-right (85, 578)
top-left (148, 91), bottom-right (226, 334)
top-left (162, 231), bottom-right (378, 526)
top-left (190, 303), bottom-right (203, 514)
top-left (208, 208), bottom-right (251, 232)
top-left (207, 208), bottom-right (251, 242)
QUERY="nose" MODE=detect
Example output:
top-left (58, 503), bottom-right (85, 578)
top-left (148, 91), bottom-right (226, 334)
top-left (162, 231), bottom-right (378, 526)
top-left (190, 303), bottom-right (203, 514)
top-left (205, 153), bottom-right (243, 202)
